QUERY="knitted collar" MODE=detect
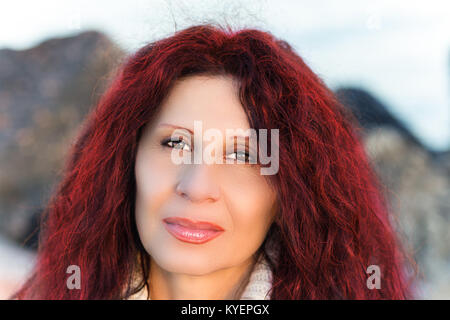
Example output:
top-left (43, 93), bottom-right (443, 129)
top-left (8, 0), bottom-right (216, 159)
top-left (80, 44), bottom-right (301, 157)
top-left (126, 253), bottom-right (273, 300)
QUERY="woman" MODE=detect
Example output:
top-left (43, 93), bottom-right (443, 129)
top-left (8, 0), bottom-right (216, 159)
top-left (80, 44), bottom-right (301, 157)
top-left (13, 24), bottom-right (414, 299)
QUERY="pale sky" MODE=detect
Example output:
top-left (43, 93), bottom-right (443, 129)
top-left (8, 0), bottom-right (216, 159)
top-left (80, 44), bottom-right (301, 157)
top-left (1, 0), bottom-right (449, 151)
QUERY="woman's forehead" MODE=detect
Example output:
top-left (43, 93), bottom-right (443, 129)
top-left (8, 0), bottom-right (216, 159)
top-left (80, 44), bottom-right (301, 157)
top-left (154, 75), bottom-right (250, 132)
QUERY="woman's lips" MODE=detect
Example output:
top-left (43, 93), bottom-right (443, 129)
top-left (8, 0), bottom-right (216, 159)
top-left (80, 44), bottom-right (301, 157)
top-left (162, 217), bottom-right (224, 244)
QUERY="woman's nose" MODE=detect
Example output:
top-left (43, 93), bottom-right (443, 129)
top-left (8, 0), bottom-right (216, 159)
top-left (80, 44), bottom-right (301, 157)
top-left (175, 163), bottom-right (220, 203)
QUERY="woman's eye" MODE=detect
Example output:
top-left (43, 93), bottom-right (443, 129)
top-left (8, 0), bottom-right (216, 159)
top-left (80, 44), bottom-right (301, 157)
top-left (227, 151), bottom-right (251, 163)
top-left (162, 138), bottom-right (191, 152)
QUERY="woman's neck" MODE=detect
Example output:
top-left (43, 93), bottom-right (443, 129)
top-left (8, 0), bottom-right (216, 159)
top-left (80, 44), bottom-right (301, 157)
top-left (148, 256), bottom-right (257, 300)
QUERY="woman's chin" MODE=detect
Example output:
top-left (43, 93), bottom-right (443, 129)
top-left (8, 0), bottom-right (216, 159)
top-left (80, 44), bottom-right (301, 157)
top-left (160, 262), bottom-right (217, 276)
top-left (151, 252), bottom-right (221, 276)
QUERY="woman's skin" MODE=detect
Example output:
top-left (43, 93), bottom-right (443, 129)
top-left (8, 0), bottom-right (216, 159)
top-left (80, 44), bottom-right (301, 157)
top-left (134, 75), bottom-right (277, 299)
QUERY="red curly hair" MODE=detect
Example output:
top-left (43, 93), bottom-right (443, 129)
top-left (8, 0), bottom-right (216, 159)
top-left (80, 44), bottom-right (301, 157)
top-left (13, 24), bottom-right (414, 299)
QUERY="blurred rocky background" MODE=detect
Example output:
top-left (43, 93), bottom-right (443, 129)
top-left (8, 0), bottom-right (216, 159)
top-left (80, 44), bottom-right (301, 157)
top-left (0, 31), bottom-right (123, 298)
top-left (336, 88), bottom-right (450, 299)
top-left (0, 31), bottom-right (449, 299)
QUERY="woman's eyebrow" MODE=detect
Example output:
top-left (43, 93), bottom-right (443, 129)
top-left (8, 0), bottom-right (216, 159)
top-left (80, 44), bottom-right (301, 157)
top-left (158, 124), bottom-right (251, 138)
top-left (158, 123), bottom-right (194, 135)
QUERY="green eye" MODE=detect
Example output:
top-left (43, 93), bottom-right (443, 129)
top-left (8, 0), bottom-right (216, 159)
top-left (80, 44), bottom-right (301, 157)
top-left (162, 138), bottom-right (191, 151)
top-left (227, 151), bottom-right (251, 163)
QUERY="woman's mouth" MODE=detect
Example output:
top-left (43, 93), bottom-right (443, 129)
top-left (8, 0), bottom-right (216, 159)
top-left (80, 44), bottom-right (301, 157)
top-left (162, 217), bottom-right (225, 244)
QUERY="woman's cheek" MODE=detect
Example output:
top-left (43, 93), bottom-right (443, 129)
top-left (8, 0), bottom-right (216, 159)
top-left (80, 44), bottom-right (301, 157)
top-left (219, 167), bottom-right (276, 241)
top-left (220, 166), bottom-right (274, 211)
top-left (136, 147), bottom-right (179, 194)
top-left (135, 148), bottom-right (178, 230)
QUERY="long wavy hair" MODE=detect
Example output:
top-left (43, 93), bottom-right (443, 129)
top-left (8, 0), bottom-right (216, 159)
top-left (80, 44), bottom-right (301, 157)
top-left (13, 24), bottom-right (414, 299)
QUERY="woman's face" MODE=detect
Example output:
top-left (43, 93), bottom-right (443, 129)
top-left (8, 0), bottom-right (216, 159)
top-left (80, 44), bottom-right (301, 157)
top-left (134, 75), bottom-right (277, 275)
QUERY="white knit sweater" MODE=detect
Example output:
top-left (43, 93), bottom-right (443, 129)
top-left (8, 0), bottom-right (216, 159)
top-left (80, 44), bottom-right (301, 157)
top-left (239, 254), bottom-right (273, 300)
top-left (127, 254), bottom-right (273, 300)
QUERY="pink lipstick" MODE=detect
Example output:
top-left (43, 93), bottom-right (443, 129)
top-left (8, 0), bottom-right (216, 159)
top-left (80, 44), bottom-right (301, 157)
top-left (163, 217), bottom-right (224, 244)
